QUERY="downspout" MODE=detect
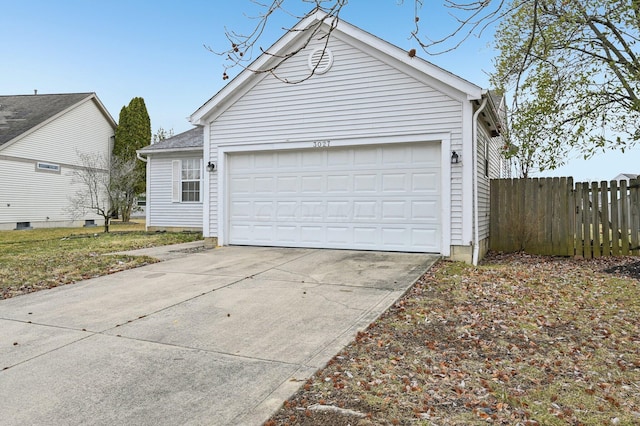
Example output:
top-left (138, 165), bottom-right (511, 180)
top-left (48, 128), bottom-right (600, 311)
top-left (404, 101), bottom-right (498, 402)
top-left (136, 152), bottom-right (148, 162)
top-left (472, 95), bottom-right (488, 266)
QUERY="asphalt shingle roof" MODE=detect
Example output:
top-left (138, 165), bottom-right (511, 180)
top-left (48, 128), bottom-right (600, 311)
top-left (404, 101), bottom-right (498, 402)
top-left (0, 93), bottom-right (95, 147)
top-left (139, 126), bottom-right (203, 153)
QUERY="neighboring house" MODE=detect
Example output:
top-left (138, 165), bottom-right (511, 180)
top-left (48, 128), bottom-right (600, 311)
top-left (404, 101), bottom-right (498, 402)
top-left (614, 173), bottom-right (638, 182)
top-left (612, 173), bottom-right (639, 224)
top-left (0, 93), bottom-right (116, 230)
top-left (145, 12), bottom-right (505, 263)
top-left (137, 127), bottom-right (204, 232)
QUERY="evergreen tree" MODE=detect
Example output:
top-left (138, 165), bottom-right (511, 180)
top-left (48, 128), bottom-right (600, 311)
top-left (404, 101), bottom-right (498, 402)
top-left (113, 97), bottom-right (151, 222)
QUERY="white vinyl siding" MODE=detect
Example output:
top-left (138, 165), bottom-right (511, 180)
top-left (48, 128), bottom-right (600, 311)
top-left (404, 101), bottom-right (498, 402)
top-left (148, 154), bottom-right (203, 229)
top-left (0, 158), bottom-right (102, 230)
top-left (209, 33), bottom-right (465, 245)
top-left (476, 124), bottom-right (502, 241)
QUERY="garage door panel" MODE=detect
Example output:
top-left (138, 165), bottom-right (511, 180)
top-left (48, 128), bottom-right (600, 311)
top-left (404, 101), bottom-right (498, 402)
top-left (353, 149), bottom-right (377, 166)
top-left (353, 201), bottom-right (377, 220)
top-left (227, 143), bottom-right (441, 253)
top-left (229, 177), bottom-right (251, 193)
top-left (412, 201), bottom-right (438, 220)
top-left (276, 176), bottom-right (298, 193)
top-left (300, 226), bottom-right (323, 243)
top-left (254, 201), bottom-right (274, 220)
top-left (412, 229), bottom-right (439, 250)
top-left (276, 225), bottom-right (298, 242)
top-left (254, 177), bottom-right (275, 193)
top-left (327, 201), bottom-right (351, 220)
top-left (382, 228), bottom-right (408, 246)
top-left (381, 200), bottom-right (408, 220)
top-left (302, 150), bottom-right (324, 167)
top-left (276, 201), bottom-right (297, 220)
top-left (277, 151), bottom-right (299, 168)
top-left (327, 227), bottom-right (351, 244)
top-left (301, 175), bottom-right (323, 193)
top-left (381, 174), bottom-right (407, 192)
top-left (229, 224), bottom-right (252, 242)
top-left (354, 174), bottom-right (377, 192)
top-left (230, 201), bottom-right (252, 219)
top-left (327, 150), bottom-right (351, 167)
top-left (327, 175), bottom-right (350, 192)
top-left (381, 146), bottom-right (409, 165)
top-left (412, 173), bottom-right (439, 192)
top-left (354, 227), bottom-right (377, 245)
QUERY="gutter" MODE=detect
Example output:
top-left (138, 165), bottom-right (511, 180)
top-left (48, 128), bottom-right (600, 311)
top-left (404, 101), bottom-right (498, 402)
top-left (471, 94), bottom-right (488, 266)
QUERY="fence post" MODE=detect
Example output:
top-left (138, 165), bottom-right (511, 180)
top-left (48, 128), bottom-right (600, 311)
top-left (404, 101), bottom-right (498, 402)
top-left (582, 182), bottom-right (593, 258)
top-left (564, 177), bottom-right (574, 256)
top-left (574, 181), bottom-right (583, 258)
top-left (591, 182), bottom-right (601, 257)
top-left (600, 180), bottom-right (610, 256)
top-left (631, 178), bottom-right (640, 255)
top-left (620, 180), bottom-right (630, 255)
top-left (610, 180), bottom-right (620, 256)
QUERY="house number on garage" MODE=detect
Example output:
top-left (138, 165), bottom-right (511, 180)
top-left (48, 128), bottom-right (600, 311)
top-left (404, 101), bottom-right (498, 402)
top-left (311, 140), bottom-right (331, 148)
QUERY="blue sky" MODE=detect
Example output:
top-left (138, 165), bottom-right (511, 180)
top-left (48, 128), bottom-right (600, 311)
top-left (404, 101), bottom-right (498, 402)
top-left (2, 0), bottom-right (637, 181)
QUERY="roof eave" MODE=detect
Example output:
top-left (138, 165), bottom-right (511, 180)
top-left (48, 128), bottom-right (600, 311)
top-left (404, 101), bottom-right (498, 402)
top-left (137, 146), bottom-right (203, 155)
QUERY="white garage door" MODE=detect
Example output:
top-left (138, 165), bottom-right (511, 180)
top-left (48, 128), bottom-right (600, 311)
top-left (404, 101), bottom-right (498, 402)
top-left (227, 143), bottom-right (441, 252)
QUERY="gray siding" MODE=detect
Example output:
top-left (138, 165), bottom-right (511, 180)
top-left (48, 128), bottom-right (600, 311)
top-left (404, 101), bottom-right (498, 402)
top-left (209, 33), bottom-right (465, 243)
top-left (476, 124), bottom-right (503, 241)
top-left (147, 153), bottom-right (203, 229)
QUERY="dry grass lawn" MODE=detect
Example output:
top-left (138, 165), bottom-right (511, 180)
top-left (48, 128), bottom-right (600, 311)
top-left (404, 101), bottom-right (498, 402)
top-left (0, 221), bottom-right (202, 299)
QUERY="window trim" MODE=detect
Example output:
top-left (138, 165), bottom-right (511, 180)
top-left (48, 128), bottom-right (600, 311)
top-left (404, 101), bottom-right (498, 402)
top-left (172, 158), bottom-right (202, 203)
top-left (35, 161), bottom-right (61, 174)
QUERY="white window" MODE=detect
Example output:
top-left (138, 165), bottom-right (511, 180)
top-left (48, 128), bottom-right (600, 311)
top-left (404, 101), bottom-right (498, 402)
top-left (172, 159), bottom-right (202, 203)
top-left (36, 162), bottom-right (60, 173)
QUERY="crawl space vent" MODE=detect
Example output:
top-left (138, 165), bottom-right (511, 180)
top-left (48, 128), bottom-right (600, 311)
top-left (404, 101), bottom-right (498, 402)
top-left (308, 48), bottom-right (334, 74)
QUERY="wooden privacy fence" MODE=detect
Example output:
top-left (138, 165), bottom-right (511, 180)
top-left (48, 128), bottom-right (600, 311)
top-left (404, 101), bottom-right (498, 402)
top-left (490, 177), bottom-right (640, 257)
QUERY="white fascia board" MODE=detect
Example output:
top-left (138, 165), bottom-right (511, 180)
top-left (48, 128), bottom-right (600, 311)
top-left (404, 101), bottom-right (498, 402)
top-left (137, 146), bottom-right (203, 156)
top-left (88, 93), bottom-right (118, 129)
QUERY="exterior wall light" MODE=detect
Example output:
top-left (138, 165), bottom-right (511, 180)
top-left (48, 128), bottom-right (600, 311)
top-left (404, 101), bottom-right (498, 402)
top-left (207, 161), bottom-right (216, 172)
top-left (451, 151), bottom-right (460, 164)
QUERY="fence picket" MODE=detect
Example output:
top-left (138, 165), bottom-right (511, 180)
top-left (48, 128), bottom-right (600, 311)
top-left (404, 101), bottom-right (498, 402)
top-left (631, 178), bottom-right (640, 255)
top-left (600, 181), bottom-right (610, 256)
top-left (610, 180), bottom-right (620, 256)
top-left (488, 177), bottom-right (638, 258)
top-left (620, 180), bottom-right (630, 255)
top-left (591, 182), bottom-right (601, 257)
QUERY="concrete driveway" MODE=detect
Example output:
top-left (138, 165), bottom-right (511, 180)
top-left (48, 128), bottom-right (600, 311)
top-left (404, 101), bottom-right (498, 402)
top-left (0, 245), bottom-right (437, 426)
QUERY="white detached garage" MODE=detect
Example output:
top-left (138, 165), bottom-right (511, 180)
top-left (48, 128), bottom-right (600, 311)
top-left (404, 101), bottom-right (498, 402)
top-left (190, 11), bottom-right (505, 264)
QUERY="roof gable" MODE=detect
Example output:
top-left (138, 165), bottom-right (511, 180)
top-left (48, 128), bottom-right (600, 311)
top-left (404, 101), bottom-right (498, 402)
top-left (0, 93), bottom-right (116, 149)
top-left (191, 11), bottom-right (483, 125)
top-left (138, 126), bottom-right (203, 154)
